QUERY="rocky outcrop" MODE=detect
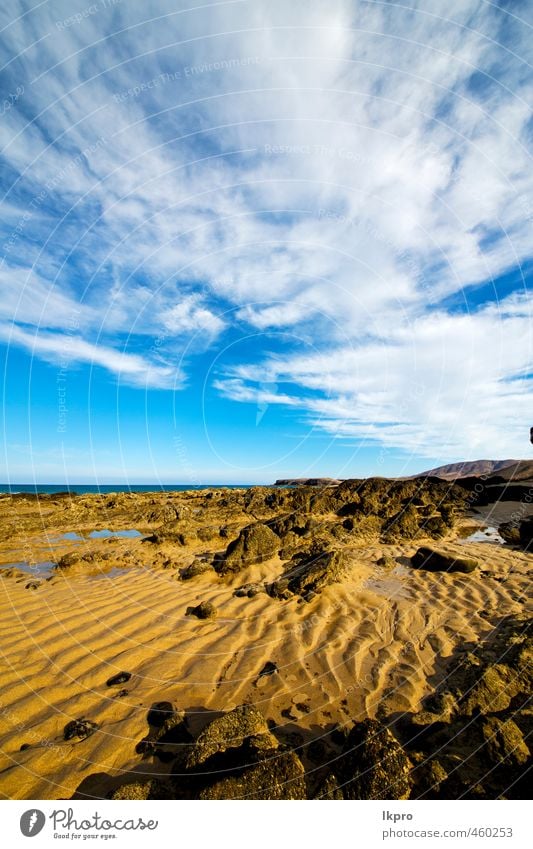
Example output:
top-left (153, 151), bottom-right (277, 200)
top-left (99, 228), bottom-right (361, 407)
top-left (411, 546), bottom-right (478, 574)
top-left (185, 601), bottom-right (217, 620)
top-left (269, 546), bottom-right (352, 601)
top-left (215, 522), bottom-right (280, 574)
top-left (499, 517), bottom-right (533, 551)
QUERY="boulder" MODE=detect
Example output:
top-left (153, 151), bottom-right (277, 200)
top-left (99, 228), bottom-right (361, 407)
top-left (110, 779), bottom-right (173, 800)
top-left (411, 546), bottom-right (478, 574)
top-left (198, 750), bottom-right (306, 799)
top-left (481, 717), bottom-right (530, 768)
top-left (63, 718), bottom-right (99, 741)
top-left (338, 719), bottom-right (413, 800)
top-left (185, 601), bottom-right (217, 620)
top-left (270, 547), bottom-right (352, 600)
top-left (106, 671), bottom-right (131, 687)
top-left (216, 522), bottom-right (280, 574)
top-left (180, 560), bottom-right (213, 580)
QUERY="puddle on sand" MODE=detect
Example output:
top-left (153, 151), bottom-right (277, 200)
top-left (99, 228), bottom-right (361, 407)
top-left (88, 529), bottom-right (143, 539)
top-left (461, 526), bottom-right (505, 545)
top-left (47, 529), bottom-right (143, 542)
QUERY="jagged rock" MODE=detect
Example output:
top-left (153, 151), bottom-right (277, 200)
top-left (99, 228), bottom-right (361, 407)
top-left (411, 546), bottom-right (478, 574)
top-left (338, 719), bottom-right (413, 800)
top-left (180, 560), bottom-right (213, 580)
top-left (499, 517), bottom-right (533, 550)
top-left (63, 718), bottom-right (99, 741)
top-left (185, 601), bottom-right (217, 619)
top-left (106, 671), bottom-right (132, 687)
top-left (185, 705), bottom-right (279, 769)
top-left (198, 750), bottom-right (306, 799)
top-left (498, 522), bottom-right (521, 545)
top-left (137, 710), bottom-right (192, 761)
top-left (377, 555), bottom-right (396, 569)
top-left (147, 701), bottom-right (178, 727)
top-left (481, 717), bottom-right (530, 767)
top-left (258, 661), bottom-right (278, 679)
top-left (460, 664), bottom-right (521, 715)
top-left (269, 547), bottom-right (352, 600)
top-left (216, 522), bottom-right (280, 574)
top-left (411, 758), bottom-right (448, 798)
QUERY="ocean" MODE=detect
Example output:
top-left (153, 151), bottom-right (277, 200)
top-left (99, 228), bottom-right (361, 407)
top-left (0, 483), bottom-right (257, 495)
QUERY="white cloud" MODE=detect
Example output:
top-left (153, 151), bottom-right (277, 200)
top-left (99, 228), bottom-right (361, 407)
top-left (0, 321), bottom-right (179, 388)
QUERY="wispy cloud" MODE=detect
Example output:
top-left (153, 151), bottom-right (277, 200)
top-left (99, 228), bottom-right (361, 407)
top-left (0, 0), bottom-right (531, 459)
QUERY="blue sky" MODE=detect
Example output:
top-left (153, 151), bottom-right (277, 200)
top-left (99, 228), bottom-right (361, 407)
top-left (0, 0), bottom-right (532, 484)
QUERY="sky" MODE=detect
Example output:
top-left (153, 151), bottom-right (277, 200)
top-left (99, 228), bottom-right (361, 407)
top-left (0, 0), bottom-right (532, 484)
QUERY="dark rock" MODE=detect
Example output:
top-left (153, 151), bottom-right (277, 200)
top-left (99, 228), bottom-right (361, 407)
top-left (338, 718), bottom-right (413, 800)
top-left (269, 547), bottom-right (352, 599)
top-left (185, 705), bottom-right (279, 770)
top-left (411, 546), bottom-right (478, 574)
top-left (19, 743), bottom-right (31, 751)
top-left (185, 601), bottom-right (217, 619)
top-left (198, 749), bottom-right (306, 799)
top-left (106, 671), bottom-right (132, 687)
top-left (216, 522), bottom-right (280, 574)
top-left (314, 772), bottom-right (344, 799)
top-left (234, 582), bottom-right (266, 598)
top-left (25, 581), bottom-right (40, 590)
top-left (377, 555), bottom-right (396, 569)
top-left (63, 718), bottom-right (99, 741)
top-left (481, 717), bottom-right (530, 767)
top-left (180, 560), bottom-right (213, 580)
top-left (258, 661), bottom-right (278, 679)
top-left (110, 779), bottom-right (173, 800)
top-left (498, 522), bottom-right (521, 545)
top-left (147, 701), bottom-right (176, 728)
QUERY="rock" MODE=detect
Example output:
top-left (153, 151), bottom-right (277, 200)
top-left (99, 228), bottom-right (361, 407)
top-left (258, 661), bottom-right (278, 679)
top-left (314, 772), bottom-right (344, 799)
top-left (411, 758), bottom-right (448, 798)
top-left (460, 664), bottom-right (521, 715)
top-left (147, 701), bottom-right (177, 727)
top-left (498, 522), bottom-right (521, 545)
top-left (338, 719), bottom-right (413, 800)
top-left (25, 581), bottom-right (40, 590)
top-left (185, 705), bottom-right (278, 770)
top-left (106, 671), bottom-right (132, 687)
top-left (185, 601), bottom-right (217, 619)
top-left (110, 779), bottom-right (173, 800)
top-left (377, 555), bottom-right (396, 569)
top-left (180, 560), bottom-right (213, 580)
top-left (411, 546), bottom-right (478, 574)
top-left (137, 710), bottom-right (192, 761)
top-left (198, 750), bottom-right (306, 799)
top-left (63, 718), bottom-right (99, 741)
top-left (216, 522), bottom-right (280, 574)
top-left (270, 547), bottom-right (352, 599)
top-left (481, 717), bottom-right (530, 767)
